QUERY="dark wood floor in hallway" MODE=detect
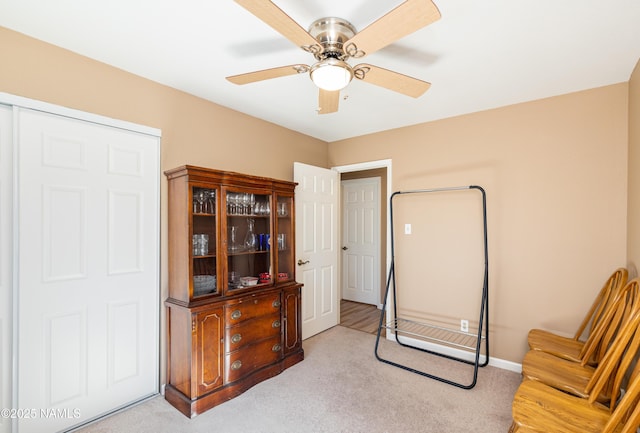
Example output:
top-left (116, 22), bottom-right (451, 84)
top-left (340, 299), bottom-right (382, 335)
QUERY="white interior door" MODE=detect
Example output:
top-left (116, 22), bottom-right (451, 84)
top-left (341, 178), bottom-right (380, 306)
top-left (294, 162), bottom-right (339, 340)
top-left (0, 105), bottom-right (12, 433)
top-left (15, 108), bottom-right (159, 433)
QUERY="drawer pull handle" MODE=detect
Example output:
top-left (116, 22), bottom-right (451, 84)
top-left (231, 360), bottom-right (242, 370)
top-left (231, 309), bottom-right (242, 320)
top-left (272, 344), bottom-right (282, 352)
top-left (272, 320), bottom-right (281, 328)
top-left (272, 300), bottom-right (281, 308)
top-left (231, 333), bottom-right (242, 344)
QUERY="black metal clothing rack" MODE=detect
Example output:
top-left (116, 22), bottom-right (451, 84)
top-left (374, 185), bottom-right (489, 389)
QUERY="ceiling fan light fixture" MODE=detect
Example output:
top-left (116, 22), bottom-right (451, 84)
top-left (310, 58), bottom-right (353, 91)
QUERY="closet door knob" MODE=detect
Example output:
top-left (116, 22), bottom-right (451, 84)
top-left (297, 259), bottom-right (309, 266)
top-left (342, 246), bottom-right (348, 250)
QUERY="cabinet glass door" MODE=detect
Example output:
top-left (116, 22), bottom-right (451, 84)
top-left (192, 186), bottom-right (218, 297)
top-left (226, 190), bottom-right (272, 291)
top-left (275, 194), bottom-right (294, 283)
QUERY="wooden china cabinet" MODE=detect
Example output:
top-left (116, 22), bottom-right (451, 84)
top-left (164, 165), bottom-right (303, 418)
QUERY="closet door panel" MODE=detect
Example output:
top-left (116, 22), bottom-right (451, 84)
top-left (0, 105), bottom-right (12, 433)
top-left (16, 108), bottom-right (159, 433)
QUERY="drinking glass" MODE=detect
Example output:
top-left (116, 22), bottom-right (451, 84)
top-left (249, 194), bottom-right (256, 214)
top-left (277, 202), bottom-right (288, 217)
top-left (194, 189), bottom-right (206, 214)
top-left (241, 193), bottom-right (250, 215)
top-left (227, 193), bottom-right (236, 215)
top-left (228, 226), bottom-right (240, 252)
top-left (206, 189), bottom-right (216, 214)
top-left (192, 234), bottom-right (209, 256)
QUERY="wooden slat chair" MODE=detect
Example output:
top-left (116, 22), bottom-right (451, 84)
top-left (527, 268), bottom-right (628, 365)
top-left (509, 303), bottom-right (640, 433)
top-left (521, 278), bottom-right (640, 404)
top-left (511, 373), bottom-right (640, 433)
top-left (510, 376), bottom-right (640, 433)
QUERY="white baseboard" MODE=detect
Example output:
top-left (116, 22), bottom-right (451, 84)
top-left (488, 356), bottom-right (522, 374)
top-left (391, 333), bottom-right (522, 374)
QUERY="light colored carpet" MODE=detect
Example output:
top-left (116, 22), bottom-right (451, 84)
top-left (77, 326), bottom-right (520, 433)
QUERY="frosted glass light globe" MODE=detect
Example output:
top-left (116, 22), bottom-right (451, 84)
top-left (310, 59), bottom-right (353, 91)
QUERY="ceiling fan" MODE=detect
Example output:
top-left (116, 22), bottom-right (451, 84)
top-left (226, 0), bottom-right (441, 114)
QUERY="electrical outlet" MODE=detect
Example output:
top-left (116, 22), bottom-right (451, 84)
top-left (460, 319), bottom-right (469, 333)
top-left (404, 223), bottom-right (411, 234)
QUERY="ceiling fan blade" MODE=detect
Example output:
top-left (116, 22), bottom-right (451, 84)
top-left (344, 0), bottom-right (440, 58)
top-left (318, 89), bottom-right (339, 114)
top-left (227, 65), bottom-right (308, 85)
top-left (354, 64), bottom-right (431, 98)
top-left (234, 0), bottom-right (321, 53)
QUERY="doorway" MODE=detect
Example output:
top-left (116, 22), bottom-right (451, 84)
top-left (334, 160), bottom-right (391, 332)
top-left (341, 177), bottom-right (381, 306)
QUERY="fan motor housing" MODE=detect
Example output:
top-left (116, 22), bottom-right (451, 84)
top-left (308, 17), bottom-right (356, 60)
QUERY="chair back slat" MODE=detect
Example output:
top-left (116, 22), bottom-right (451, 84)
top-left (580, 274), bottom-right (635, 366)
top-left (618, 385), bottom-right (640, 433)
top-left (577, 268), bottom-right (629, 341)
top-left (585, 279), bottom-right (640, 402)
top-left (602, 327), bottom-right (640, 433)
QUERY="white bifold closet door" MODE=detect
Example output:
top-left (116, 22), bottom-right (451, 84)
top-left (0, 105), bottom-right (13, 433)
top-left (15, 107), bottom-right (159, 433)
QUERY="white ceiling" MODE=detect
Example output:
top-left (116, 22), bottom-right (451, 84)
top-left (2, 1), bottom-right (640, 142)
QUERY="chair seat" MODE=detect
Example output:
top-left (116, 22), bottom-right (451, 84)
top-left (521, 350), bottom-right (610, 403)
top-left (527, 328), bottom-right (585, 362)
top-left (512, 379), bottom-right (616, 433)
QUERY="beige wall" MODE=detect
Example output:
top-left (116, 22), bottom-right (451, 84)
top-left (628, 60), bottom-right (640, 276)
top-left (0, 27), bottom-right (328, 178)
top-left (329, 84), bottom-right (629, 363)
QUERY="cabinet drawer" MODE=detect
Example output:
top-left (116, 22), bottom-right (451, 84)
top-left (224, 335), bottom-right (282, 383)
top-left (225, 292), bottom-right (281, 325)
top-left (224, 313), bottom-right (281, 353)
top-left (224, 335), bottom-right (283, 383)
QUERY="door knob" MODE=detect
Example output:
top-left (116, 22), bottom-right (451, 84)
top-left (342, 246), bottom-right (348, 250)
top-left (297, 259), bottom-right (309, 266)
